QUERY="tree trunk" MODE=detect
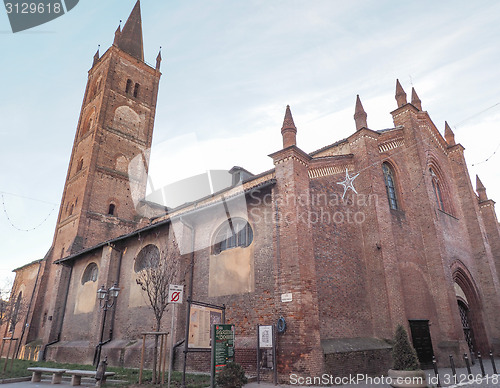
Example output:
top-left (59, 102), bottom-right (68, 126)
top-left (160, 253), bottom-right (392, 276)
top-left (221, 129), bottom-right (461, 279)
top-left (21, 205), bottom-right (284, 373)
top-left (152, 319), bottom-right (161, 384)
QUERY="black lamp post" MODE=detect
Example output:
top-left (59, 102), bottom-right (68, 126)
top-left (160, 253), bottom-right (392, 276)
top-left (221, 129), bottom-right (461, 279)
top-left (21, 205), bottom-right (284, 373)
top-left (94, 283), bottom-right (120, 368)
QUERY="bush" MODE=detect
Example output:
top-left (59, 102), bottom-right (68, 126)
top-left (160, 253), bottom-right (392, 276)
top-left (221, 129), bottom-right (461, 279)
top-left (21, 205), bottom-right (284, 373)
top-left (216, 362), bottom-right (248, 388)
top-left (392, 325), bottom-right (421, 371)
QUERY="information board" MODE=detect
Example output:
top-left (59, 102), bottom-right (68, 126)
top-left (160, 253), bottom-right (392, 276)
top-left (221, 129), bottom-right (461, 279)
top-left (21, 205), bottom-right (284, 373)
top-left (211, 324), bottom-right (235, 378)
top-left (188, 305), bottom-right (223, 348)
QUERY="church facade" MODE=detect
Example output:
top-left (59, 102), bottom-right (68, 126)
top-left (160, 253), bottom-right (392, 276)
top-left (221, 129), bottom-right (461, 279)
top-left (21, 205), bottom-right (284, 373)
top-left (7, 1), bottom-right (500, 380)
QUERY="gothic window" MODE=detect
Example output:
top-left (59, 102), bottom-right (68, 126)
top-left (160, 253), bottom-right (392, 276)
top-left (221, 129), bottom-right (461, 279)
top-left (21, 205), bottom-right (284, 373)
top-left (108, 203), bottom-right (115, 216)
top-left (126, 79), bottom-right (132, 94)
top-left (133, 83), bottom-right (140, 98)
top-left (213, 218), bottom-right (253, 255)
top-left (382, 162), bottom-right (399, 210)
top-left (430, 168), bottom-right (445, 211)
top-left (69, 204), bottom-right (74, 215)
top-left (81, 263), bottom-right (98, 285)
top-left (134, 244), bottom-right (160, 272)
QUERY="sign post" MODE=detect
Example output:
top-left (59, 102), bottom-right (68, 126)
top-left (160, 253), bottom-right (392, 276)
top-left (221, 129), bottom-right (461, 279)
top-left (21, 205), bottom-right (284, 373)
top-left (210, 324), bottom-right (235, 388)
top-left (167, 285), bottom-right (183, 388)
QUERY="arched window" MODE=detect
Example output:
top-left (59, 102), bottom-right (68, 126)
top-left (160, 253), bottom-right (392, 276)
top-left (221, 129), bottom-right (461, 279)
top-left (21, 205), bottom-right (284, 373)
top-left (133, 83), bottom-right (140, 98)
top-left (382, 162), bottom-right (399, 210)
top-left (213, 218), bottom-right (253, 255)
top-left (135, 244), bottom-right (160, 272)
top-left (81, 263), bottom-right (98, 285)
top-left (69, 204), bottom-right (74, 215)
top-left (125, 79), bottom-right (132, 94)
top-left (81, 112), bottom-right (95, 136)
top-left (430, 168), bottom-right (445, 211)
top-left (108, 203), bottom-right (116, 216)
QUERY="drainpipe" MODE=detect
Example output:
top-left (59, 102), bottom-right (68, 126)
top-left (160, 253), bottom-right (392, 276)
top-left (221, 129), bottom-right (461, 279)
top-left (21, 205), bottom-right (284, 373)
top-left (180, 216), bottom-right (195, 388)
top-left (15, 260), bottom-right (42, 358)
top-left (42, 263), bottom-right (73, 361)
top-left (107, 244), bottom-right (124, 341)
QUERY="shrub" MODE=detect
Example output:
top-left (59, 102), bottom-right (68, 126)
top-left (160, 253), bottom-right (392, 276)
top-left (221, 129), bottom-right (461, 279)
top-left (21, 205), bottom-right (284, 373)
top-left (392, 325), bottom-right (421, 371)
top-left (216, 362), bottom-right (248, 388)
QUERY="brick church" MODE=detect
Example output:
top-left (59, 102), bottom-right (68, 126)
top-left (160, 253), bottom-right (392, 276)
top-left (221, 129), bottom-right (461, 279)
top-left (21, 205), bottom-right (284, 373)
top-left (7, 1), bottom-right (500, 380)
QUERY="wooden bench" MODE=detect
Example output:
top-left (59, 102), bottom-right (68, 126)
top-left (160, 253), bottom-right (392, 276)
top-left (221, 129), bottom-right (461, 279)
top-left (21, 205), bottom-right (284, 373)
top-left (27, 367), bottom-right (66, 384)
top-left (65, 369), bottom-right (115, 386)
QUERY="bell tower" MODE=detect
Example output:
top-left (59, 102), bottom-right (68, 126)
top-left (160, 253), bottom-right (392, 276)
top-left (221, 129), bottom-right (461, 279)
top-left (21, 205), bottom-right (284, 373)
top-left (57, 0), bottom-right (160, 253)
top-left (27, 0), bottom-right (162, 345)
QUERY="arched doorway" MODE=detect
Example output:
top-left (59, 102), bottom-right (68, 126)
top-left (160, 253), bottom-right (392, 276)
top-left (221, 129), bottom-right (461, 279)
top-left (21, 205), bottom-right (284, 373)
top-left (453, 268), bottom-right (489, 355)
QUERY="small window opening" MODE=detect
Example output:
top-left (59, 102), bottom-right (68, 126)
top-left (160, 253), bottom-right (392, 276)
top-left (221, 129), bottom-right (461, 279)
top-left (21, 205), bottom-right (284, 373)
top-left (126, 79), bottom-right (132, 94)
top-left (134, 83), bottom-right (140, 98)
top-left (108, 203), bottom-right (115, 216)
top-left (77, 158), bottom-right (83, 172)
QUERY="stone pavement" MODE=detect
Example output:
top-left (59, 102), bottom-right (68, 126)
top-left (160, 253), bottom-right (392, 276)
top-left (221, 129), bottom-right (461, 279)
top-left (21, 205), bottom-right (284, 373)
top-left (1, 358), bottom-right (499, 387)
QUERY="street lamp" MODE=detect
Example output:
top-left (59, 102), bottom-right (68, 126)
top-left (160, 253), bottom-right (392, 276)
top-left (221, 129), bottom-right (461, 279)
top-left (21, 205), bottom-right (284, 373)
top-left (94, 283), bottom-right (120, 367)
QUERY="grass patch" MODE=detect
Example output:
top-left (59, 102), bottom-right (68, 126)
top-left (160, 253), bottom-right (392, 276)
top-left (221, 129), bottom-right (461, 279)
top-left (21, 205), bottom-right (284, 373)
top-left (0, 358), bottom-right (210, 387)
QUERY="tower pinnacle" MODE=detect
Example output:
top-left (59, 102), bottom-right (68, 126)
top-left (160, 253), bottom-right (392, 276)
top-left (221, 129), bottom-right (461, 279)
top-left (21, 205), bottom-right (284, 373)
top-left (354, 95), bottom-right (368, 131)
top-left (156, 48), bottom-right (162, 70)
top-left (476, 175), bottom-right (488, 202)
top-left (395, 79), bottom-right (407, 107)
top-left (444, 121), bottom-right (456, 146)
top-left (115, 1), bottom-right (144, 61)
top-left (281, 105), bottom-right (297, 148)
top-left (411, 87), bottom-right (422, 110)
top-left (92, 45), bottom-right (100, 67)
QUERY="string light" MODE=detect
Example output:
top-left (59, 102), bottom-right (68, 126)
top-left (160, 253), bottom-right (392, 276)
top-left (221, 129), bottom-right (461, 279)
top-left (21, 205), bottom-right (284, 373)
top-left (1, 193), bottom-right (56, 232)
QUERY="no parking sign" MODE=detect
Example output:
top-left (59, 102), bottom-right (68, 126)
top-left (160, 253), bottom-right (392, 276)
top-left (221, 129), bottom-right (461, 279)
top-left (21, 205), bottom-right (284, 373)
top-left (168, 284), bottom-right (184, 304)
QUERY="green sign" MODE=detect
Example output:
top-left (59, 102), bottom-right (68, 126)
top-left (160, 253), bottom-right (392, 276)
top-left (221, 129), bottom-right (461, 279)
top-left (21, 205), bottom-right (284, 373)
top-left (211, 324), bottom-right (235, 382)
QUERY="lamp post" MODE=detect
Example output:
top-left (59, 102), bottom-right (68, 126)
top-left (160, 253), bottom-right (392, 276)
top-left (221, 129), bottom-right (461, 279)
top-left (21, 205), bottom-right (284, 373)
top-left (94, 283), bottom-right (120, 368)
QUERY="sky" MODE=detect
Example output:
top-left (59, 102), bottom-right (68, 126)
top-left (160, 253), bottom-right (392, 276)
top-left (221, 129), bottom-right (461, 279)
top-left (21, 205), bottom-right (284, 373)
top-left (1, 0), bottom-right (499, 286)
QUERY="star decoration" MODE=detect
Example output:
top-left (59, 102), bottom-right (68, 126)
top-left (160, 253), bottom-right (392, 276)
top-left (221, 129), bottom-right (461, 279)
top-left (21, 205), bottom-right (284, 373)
top-left (337, 168), bottom-right (360, 199)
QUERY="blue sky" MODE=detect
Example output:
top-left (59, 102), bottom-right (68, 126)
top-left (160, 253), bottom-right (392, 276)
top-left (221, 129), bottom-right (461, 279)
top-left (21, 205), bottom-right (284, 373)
top-left (1, 0), bottom-right (499, 285)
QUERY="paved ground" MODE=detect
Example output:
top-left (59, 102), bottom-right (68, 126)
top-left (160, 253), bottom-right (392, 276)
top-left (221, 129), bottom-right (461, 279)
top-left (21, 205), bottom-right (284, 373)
top-left (2, 359), bottom-right (499, 387)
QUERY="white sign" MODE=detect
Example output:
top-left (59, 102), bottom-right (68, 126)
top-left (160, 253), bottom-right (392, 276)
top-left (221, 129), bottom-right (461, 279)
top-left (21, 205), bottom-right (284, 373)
top-left (259, 325), bottom-right (273, 348)
top-left (281, 293), bottom-right (292, 303)
top-left (168, 284), bottom-right (184, 304)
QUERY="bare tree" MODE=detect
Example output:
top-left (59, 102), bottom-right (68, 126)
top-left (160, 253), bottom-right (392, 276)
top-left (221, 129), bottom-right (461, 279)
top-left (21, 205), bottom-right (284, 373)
top-left (136, 242), bottom-right (178, 384)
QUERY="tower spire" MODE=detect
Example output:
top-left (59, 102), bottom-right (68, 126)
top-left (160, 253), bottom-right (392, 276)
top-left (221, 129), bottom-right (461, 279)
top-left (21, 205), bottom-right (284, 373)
top-left (411, 87), bottom-right (422, 110)
top-left (395, 79), bottom-right (407, 107)
top-left (476, 175), bottom-right (488, 202)
top-left (281, 105), bottom-right (297, 148)
top-left (354, 95), bottom-right (368, 130)
top-left (444, 121), bottom-right (455, 146)
top-left (115, 1), bottom-right (144, 61)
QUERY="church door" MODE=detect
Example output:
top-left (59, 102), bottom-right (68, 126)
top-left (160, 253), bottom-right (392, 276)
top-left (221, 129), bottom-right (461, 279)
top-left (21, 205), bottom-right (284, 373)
top-left (408, 320), bottom-right (434, 368)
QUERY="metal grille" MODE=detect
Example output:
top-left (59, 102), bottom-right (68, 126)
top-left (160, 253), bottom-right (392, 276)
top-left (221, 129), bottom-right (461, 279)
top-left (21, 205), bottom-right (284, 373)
top-left (458, 301), bottom-right (475, 356)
